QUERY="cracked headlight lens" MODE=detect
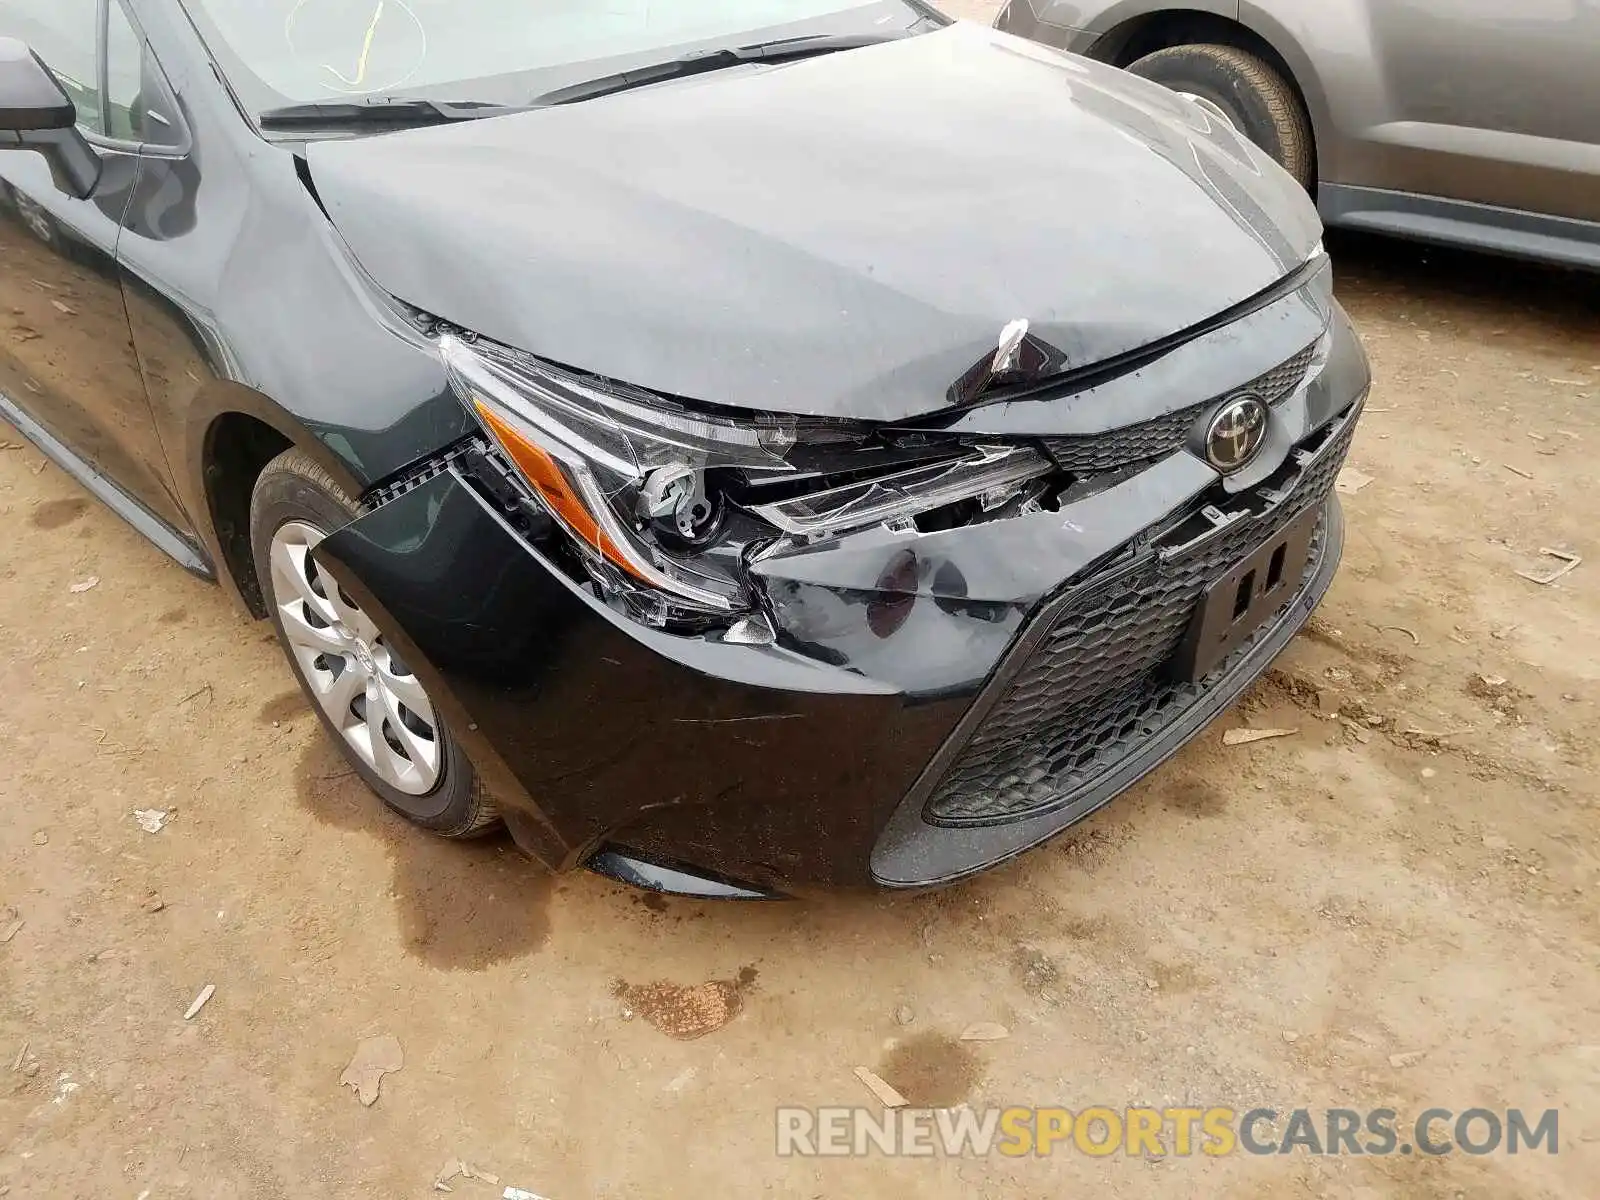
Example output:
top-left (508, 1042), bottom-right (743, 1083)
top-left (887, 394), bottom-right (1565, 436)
top-left (442, 333), bottom-right (795, 614)
top-left (442, 333), bottom-right (1056, 623)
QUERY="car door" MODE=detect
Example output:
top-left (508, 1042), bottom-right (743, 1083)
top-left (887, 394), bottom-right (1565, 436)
top-left (1368, 0), bottom-right (1600, 221)
top-left (0, 0), bottom-right (194, 535)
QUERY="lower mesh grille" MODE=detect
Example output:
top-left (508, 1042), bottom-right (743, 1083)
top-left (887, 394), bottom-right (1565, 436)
top-left (1042, 341), bottom-right (1319, 476)
top-left (925, 405), bottom-right (1356, 827)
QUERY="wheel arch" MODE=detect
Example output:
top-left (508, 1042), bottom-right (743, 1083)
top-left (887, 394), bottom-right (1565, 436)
top-left (185, 384), bottom-right (369, 619)
top-left (1090, 9), bottom-right (1328, 189)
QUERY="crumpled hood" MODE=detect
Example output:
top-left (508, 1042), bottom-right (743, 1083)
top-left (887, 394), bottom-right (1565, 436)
top-left (307, 22), bottom-right (1321, 422)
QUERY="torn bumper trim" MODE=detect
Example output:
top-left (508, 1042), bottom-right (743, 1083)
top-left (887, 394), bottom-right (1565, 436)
top-left (586, 849), bottom-right (784, 900)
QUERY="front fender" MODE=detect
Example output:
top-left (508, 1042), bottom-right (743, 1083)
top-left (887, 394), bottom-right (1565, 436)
top-left (116, 130), bottom-right (477, 609)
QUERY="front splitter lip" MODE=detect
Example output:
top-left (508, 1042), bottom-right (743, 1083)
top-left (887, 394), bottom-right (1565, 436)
top-left (868, 495), bottom-right (1345, 890)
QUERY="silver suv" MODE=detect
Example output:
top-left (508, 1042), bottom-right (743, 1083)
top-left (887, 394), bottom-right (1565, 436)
top-left (995, 0), bottom-right (1600, 269)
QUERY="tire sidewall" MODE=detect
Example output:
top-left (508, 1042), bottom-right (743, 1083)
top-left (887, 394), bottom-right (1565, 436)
top-left (250, 459), bottom-right (476, 830)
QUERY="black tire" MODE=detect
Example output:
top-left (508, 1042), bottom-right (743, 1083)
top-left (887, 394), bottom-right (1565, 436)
top-left (250, 448), bottom-right (500, 838)
top-left (1127, 43), bottom-right (1315, 190)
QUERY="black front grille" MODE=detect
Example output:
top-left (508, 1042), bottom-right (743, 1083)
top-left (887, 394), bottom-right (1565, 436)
top-left (925, 403), bottom-right (1356, 827)
top-left (1248, 341), bottom-right (1323, 403)
top-left (1042, 341), bottom-right (1319, 476)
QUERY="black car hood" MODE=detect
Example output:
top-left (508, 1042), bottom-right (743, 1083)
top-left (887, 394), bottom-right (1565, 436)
top-left (307, 23), bottom-right (1321, 422)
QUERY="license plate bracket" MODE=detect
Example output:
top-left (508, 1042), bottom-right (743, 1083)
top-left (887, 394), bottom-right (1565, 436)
top-left (1172, 506), bottom-right (1320, 683)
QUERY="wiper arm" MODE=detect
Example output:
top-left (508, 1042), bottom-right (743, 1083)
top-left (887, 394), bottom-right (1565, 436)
top-left (257, 97), bottom-right (528, 131)
top-left (530, 32), bottom-right (909, 108)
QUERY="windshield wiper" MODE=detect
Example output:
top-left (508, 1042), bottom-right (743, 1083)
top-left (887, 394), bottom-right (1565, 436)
top-left (260, 29), bottom-right (918, 126)
top-left (529, 31), bottom-right (910, 108)
top-left (257, 97), bottom-right (529, 131)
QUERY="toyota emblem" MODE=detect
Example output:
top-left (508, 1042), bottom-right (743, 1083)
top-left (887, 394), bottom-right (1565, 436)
top-left (1203, 395), bottom-right (1269, 473)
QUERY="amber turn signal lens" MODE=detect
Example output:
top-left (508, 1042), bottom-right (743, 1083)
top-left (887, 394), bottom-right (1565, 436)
top-left (473, 401), bottom-right (647, 582)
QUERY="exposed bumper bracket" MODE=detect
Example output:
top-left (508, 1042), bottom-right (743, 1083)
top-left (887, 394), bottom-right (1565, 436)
top-left (585, 848), bottom-right (786, 901)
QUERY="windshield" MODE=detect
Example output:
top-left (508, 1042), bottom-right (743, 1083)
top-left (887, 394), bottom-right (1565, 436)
top-left (177, 0), bottom-right (930, 116)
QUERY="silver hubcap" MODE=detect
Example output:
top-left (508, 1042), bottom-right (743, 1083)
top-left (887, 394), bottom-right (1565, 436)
top-left (269, 521), bottom-right (441, 795)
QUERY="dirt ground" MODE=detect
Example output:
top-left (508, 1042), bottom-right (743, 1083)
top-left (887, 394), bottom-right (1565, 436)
top-left (4, 24), bottom-right (1600, 1200)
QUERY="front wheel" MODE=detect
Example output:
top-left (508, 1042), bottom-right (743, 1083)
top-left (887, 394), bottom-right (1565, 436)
top-left (1127, 43), bottom-right (1315, 190)
top-left (250, 448), bottom-right (500, 838)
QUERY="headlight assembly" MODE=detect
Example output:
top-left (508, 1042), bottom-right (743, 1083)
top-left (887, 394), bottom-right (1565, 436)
top-left (443, 332), bottom-right (794, 614)
top-left (441, 333), bottom-right (1056, 626)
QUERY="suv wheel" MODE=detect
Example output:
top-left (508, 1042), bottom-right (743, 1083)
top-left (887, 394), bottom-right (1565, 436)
top-left (1127, 43), bottom-right (1314, 190)
top-left (250, 448), bottom-right (500, 838)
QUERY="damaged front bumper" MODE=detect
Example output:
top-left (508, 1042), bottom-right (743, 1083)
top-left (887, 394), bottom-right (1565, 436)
top-left (313, 296), bottom-right (1370, 895)
top-left (872, 415), bottom-right (1351, 887)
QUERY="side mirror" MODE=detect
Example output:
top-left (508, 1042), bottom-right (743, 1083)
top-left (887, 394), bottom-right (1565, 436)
top-left (0, 38), bottom-right (101, 199)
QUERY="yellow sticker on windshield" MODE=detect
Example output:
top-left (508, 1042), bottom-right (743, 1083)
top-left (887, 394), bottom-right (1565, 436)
top-left (285, 0), bottom-right (427, 95)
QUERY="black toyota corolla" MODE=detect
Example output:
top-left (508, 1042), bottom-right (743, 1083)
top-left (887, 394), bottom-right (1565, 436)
top-left (0, 0), bottom-right (1368, 896)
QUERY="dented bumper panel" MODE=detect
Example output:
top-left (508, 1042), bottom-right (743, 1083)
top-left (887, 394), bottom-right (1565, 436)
top-left (313, 465), bottom-right (964, 888)
top-left (314, 304), bottom-right (1367, 893)
top-left (748, 303), bottom-right (1365, 698)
